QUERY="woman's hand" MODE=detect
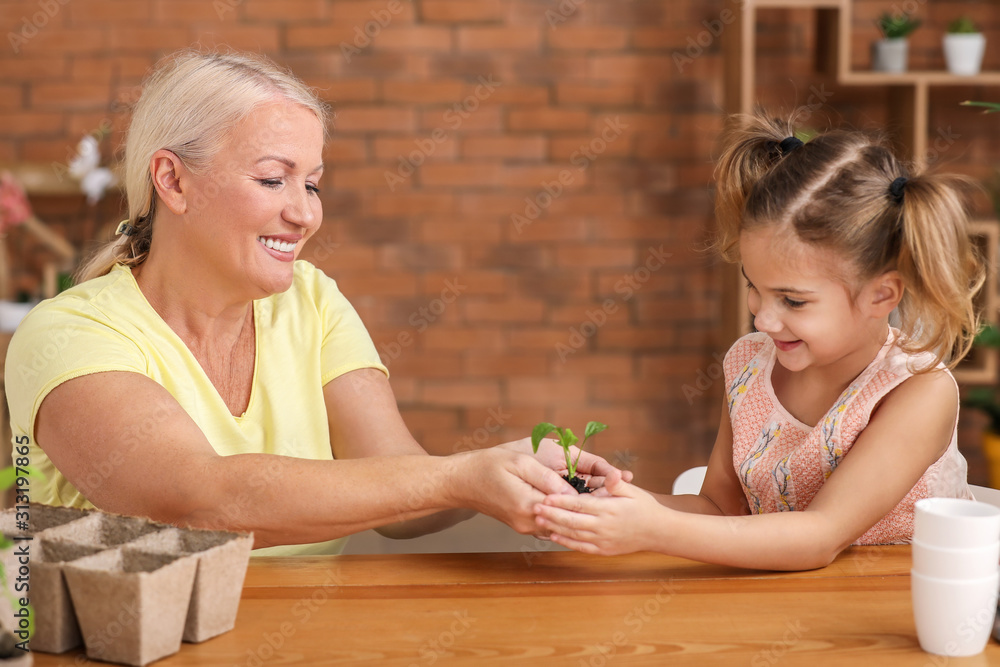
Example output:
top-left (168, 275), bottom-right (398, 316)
top-left (498, 436), bottom-right (633, 493)
top-left (533, 475), bottom-right (665, 555)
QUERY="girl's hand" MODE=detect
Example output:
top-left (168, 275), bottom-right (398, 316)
top-left (533, 476), bottom-right (663, 556)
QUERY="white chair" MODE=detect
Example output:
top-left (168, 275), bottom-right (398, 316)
top-left (672, 466), bottom-right (708, 495)
top-left (970, 484), bottom-right (1000, 509)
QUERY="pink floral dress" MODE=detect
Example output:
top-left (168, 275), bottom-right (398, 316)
top-left (723, 330), bottom-right (974, 544)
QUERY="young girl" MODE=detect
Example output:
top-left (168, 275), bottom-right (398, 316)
top-left (535, 112), bottom-right (983, 571)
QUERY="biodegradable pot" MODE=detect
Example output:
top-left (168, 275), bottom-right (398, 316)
top-left (944, 33), bottom-right (986, 75)
top-left (39, 512), bottom-right (162, 549)
top-left (63, 549), bottom-right (197, 667)
top-left (30, 540), bottom-right (105, 654)
top-left (873, 38), bottom-right (909, 72)
top-left (129, 528), bottom-right (253, 643)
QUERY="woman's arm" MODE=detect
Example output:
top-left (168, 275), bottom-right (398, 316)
top-left (322, 368), bottom-right (473, 539)
top-left (536, 370), bottom-right (957, 570)
top-left (35, 370), bottom-right (572, 548)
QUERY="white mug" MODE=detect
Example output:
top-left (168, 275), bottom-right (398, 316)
top-left (914, 498), bottom-right (1000, 549)
top-left (911, 569), bottom-right (999, 657)
top-left (912, 539), bottom-right (1000, 580)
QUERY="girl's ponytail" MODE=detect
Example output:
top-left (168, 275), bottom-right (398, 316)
top-left (713, 113), bottom-right (797, 262)
top-left (894, 173), bottom-right (985, 367)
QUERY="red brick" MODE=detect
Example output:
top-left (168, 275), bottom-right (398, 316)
top-left (505, 218), bottom-right (588, 243)
top-left (106, 26), bottom-right (188, 51)
top-left (190, 25), bottom-right (282, 52)
top-left (420, 218), bottom-right (502, 243)
top-left (478, 84), bottom-right (549, 106)
top-left (309, 78), bottom-right (378, 103)
top-left (241, 0), bottom-right (326, 22)
top-left (418, 271), bottom-right (507, 296)
top-left (383, 354), bottom-right (464, 379)
top-left (375, 26), bottom-right (453, 52)
top-left (419, 106), bottom-right (502, 132)
top-left (506, 328), bottom-right (574, 351)
top-left (332, 166), bottom-right (402, 189)
top-left (323, 138), bottom-right (368, 164)
top-left (374, 134), bottom-right (458, 162)
top-left (506, 378), bottom-right (587, 405)
top-left (457, 26), bottom-right (541, 52)
top-left (30, 81), bottom-right (109, 110)
top-left (328, 1), bottom-right (416, 22)
top-left (17, 139), bottom-right (70, 162)
top-left (0, 111), bottom-right (64, 137)
top-left (0, 56), bottom-right (65, 81)
top-left (547, 26), bottom-right (629, 51)
top-left (381, 79), bottom-right (464, 104)
top-left (15, 28), bottom-right (107, 55)
top-left (333, 106), bottom-right (416, 133)
top-left (464, 297), bottom-right (546, 323)
top-left (589, 55), bottom-right (678, 81)
top-left (461, 135), bottom-right (547, 161)
top-left (464, 354), bottom-right (549, 377)
top-left (551, 406), bottom-right (633, 429)
top-left (556, 82), bottom-right (637, 107)
top-left (596, 327), bottom-right (678, 352)
top-left (335, 270), bottom-right (418, 296)
top-left (503, 164), bottom-right (588, 189)
top-left (419, 162), bottom-right (501, 188)
top-left (400, 408), bottom-right (460, 432)
top-left (366, 192), bottom-right (457, 217)
top-left (421, 0), bottom-right (504, 23)
top-left (508, 108), bottom-right (590, 132)
top-left (68, 0), bottom-right (152, 23)
top-left (549, 133), bottom-right (633, 161)
top-left (550, 354), bottom-right (634, 378)
top-left (69, 55), bottom-right (152, 83)
top-left (286, 23), bottom-right (360, 49)
top-left (423, 327), bottom-right (505, 351)
top-left (0, 84), bottom-right (24, 111)
top-left (422, 381), bottom-right (502, 408)
top-left (152, 0), bottom-right (228, 22)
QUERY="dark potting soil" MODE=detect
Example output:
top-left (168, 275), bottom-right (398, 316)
top-left (564, 475), bottom-right (592, 494)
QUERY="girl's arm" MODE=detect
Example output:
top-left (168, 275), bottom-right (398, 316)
top-left (536, 370), bottom-right (957, 571)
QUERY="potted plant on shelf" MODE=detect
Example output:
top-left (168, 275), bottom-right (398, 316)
top-left (531, 421), bottom-right (608, 494)
top-left (944, 16), bottom-right (986, 76)
top-left (873, 11), bottom-right (921, 73)
top-left (961, 324), bottom-right (1000, 489)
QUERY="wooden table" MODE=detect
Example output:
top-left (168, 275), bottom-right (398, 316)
top-left (33, 547), bottom-right (1000, 666)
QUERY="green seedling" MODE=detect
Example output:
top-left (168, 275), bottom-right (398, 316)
top-left (531, 421), bottom-right (608, 483)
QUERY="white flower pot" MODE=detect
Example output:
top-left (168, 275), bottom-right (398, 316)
top-left (943, 33), bottom-right (986, 76)
top-left (873, 38), bottom-right (909, 73)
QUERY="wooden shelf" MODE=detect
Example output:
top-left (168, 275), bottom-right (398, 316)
top-left (722, 0), bottom-right (1000, 384)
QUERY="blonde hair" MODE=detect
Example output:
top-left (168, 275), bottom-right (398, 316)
top-left (715, 111), bottom-right (985, 370)
top-left (77, 49), bottom-right (330, 282)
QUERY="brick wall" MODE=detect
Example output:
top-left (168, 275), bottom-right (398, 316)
top-left (2, 0), bottom-right (996, 489)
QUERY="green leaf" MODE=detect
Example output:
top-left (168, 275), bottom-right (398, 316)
top-left (584, 421), bottom-right (608, 439)
top-left (962, 100), bottom-right (1000, 114)
top-left (560, 428), bottom-right (579, 449)
top-left (531, 422), bottom-right (557, 453)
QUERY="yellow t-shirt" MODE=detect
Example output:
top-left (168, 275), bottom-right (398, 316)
top-left (5, 261), bottom-right (387, 556)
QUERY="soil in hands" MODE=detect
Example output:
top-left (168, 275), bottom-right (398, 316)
top-left (564, 475), bottom-right (592, 494)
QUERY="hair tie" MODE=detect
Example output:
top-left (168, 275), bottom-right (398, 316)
top-left (889, 177), bottom-right (908, 204)
top-left (116, 219), bottom-right (137, 236)
top-left (778, 136), bottom-right (804, 155)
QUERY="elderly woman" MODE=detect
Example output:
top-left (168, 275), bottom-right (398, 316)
top-left (6, 51), bottom-right (625, 555)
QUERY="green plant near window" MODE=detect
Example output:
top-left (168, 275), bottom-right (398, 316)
top-left (948, 16), bottom-right (979, 34)
top-left (876, 12), bottom-right (921, 39)
top-left (962, 100), bottom-right (1000, 114)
